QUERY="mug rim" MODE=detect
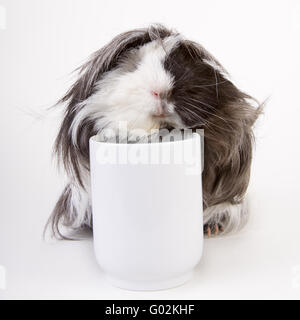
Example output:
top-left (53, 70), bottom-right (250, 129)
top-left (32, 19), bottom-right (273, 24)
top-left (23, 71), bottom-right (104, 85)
top-left (89, 132), bottom-right (200, 147)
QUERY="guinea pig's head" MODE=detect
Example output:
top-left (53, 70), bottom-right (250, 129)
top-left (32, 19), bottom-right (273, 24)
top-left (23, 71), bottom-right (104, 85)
top-left (95, 35), bottom-right (232, 133)
top-left (56, 24), bottom-right (260, 183)
top-left (70, 30), bottom-right (239, 134)
top-left (92, 37), bottom-right (184, 132)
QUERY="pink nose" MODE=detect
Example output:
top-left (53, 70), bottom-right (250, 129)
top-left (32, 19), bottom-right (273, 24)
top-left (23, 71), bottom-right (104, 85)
top-left (154, 105), bottom-right (165, 117)
top-left (154, 101), bottom-right (169, 117)
top-left (151, 90), bottom-right (169, 117)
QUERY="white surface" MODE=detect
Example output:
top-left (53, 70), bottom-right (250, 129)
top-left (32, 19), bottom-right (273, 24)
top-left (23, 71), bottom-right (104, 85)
top-left (0, 0), bottom-right (300, 299)
top-left (90, 135), bottom-right (203, 290)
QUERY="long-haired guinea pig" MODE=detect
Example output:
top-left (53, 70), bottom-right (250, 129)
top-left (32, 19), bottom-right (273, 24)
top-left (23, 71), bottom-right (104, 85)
top-left (46, 24), bottom-right (262, 239)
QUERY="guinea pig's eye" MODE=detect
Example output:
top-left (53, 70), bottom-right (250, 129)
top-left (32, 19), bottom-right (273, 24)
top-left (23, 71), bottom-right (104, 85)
top-left (151, 90), bottom-right (159, 98)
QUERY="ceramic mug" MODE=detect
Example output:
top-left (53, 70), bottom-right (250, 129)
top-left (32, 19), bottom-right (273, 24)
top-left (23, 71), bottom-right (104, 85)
top-left (89, 132), bottom-right (203, 290)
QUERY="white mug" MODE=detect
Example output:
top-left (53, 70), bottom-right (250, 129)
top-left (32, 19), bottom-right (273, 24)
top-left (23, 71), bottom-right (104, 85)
top-left (89, 132), bottom-right (203, 290)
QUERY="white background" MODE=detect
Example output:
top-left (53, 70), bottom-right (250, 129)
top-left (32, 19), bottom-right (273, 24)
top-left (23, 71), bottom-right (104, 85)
top-left (0, 0), bottom-right (300, 299)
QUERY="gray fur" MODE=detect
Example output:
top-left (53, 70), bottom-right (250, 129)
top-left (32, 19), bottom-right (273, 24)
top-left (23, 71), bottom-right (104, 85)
top-left (45, 24), bottom-right (262, 239)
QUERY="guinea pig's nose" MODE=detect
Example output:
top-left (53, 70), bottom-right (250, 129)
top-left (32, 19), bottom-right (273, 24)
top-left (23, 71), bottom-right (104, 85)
top-left (153, 101), bottom-right (170, 117)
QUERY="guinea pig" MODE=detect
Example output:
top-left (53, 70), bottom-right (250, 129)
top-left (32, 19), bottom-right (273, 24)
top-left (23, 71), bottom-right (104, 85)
top-left (46, 24), bottom-right (261, 239)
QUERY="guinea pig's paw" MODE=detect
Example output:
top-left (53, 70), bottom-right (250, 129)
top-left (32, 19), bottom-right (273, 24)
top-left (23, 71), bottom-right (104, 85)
top-left (204, 222), bottom-right (225, 238)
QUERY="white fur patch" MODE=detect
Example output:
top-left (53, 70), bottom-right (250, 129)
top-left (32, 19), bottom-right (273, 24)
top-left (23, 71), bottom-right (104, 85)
top-left (203, 200), bottom-right (249, 234)
top-left (69, 182), bottom-right (91, 228)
